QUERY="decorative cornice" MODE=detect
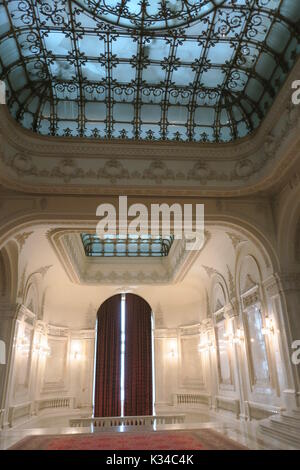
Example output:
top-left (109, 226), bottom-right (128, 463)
top-left (0, 58), bottom-right (299, 195)
top-left (71, 329), bottom-right (95, 340)
top-left (154, 328), bottom-right (178, 339)
top-left (179, 323), bottom-right (201, 336)
top-left (47, 324), bottom-right (69, 337)
top-left (241, 287), bottom-right (260, 309)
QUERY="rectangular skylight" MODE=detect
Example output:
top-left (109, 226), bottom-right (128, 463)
top-left (81, 233), bottom-right (174, 257)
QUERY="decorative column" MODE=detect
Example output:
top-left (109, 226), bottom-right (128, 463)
top-left (0, 302), bottom-right (19, 428)
top-left (201, 318), bottom-right (217, 410)
top-left (70, 329), bottom-right (95, 410)
top-left (154, 328), bottom-right (178, 409)
top-left (225, 303), bottom-right (248, 420)
top-left (264, 273), bottom-right (300, 409)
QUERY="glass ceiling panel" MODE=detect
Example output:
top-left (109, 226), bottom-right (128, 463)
top-left (0, 0), bottom-right (299, 143)
top-left (81, 233), bottom-right (174, 257)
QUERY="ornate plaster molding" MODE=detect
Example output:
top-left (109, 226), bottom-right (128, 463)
top-left (46, 227), bottom-right (210, 286)
top-left (179, 323), bottom-right (201, 336)
top-left (225, 232), bottom-right (247, 251)
top-left (17, 265), bottom-right (27, 300)
top-left (14, 231), bottom-right (33, 251)
top-left (202, 265), bottom-right (219, 278)
top-left (241, 286), bottom-right (260, 309)
top-left (226, 264), bottom-right (235, 301)
top-left (0, 59), bottom-right (299, 195)
top-left (154, 303), bottom-right (165, 328)
top-left (71, 329), bottom-right (95, 340)
top-left (47, 324), bottom-right (69, 337)
top-left (154, 328), bottom-right (178, 339)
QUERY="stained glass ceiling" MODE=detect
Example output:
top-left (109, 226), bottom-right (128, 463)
top-left (81, 233), bottom-right (174, 257)
top-left (0, 1), bottom-right (299, 143)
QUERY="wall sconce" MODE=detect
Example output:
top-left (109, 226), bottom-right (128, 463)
top-left (168, 339), bottom-right (178, 360)
top-left (198, 337), bottom-right (215, 353)
top-left (262, 317), bottom-right (274, 336)
top-left (236, 328), bottom-right (244, 342)
top-left (71, 340), bottom-right (83, 361)
top-left (224, 328), bottom-right (244, 345)
top-left (33, 338), bottom-right (51, 358)
top-left (17, 334), bottom-right (30, 354)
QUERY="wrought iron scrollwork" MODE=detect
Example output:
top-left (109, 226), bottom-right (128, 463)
top-left (74, 0), bottom-right (227, 31)
top-left (0, 0), bottom-right (299, 143)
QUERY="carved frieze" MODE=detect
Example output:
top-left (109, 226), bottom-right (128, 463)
top-left (242, 289), bottom-right (260, 309)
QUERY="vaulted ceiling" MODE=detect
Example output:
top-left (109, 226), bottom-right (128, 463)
top-left (0, 0), bottom-right (299, 143)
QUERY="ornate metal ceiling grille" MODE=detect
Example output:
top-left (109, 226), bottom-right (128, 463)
top-left (74, 0), bottom-right (227, 30)
top-left (81, 233), bottom-right (174, 257)
top-left (0, 1), bottom-right (299, 143)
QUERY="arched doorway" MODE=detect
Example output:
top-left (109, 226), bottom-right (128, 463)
top-left (94, 293), bottom-right (153, 417)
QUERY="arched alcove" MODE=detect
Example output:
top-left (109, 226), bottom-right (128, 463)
top-left (211, 281), bottom-right (227, 313)
top-left (238, 255), bottom-right (262, 296)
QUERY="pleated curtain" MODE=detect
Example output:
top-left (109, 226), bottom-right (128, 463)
top-left (94, 293), bottom-right (152, 417)
top-left (124, 293), bottom-right (153, 416)
top-left (94, 294), bottom-right (121, 417)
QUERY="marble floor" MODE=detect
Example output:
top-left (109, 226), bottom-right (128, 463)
top-left (0, 406), bottom-right (297, 451)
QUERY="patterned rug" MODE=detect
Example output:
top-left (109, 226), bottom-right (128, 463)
top-left (9, 429), bottom-right (247, 450)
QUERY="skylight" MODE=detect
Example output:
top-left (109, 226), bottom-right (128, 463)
top-left (0, 1), bottom-right (299, 142)
top-left (81, 233), bottom-right (175, 257)
top-left (74, 0), bottom-right (227, 30)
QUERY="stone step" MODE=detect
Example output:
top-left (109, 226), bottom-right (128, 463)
top-left (259, 421), bottom-right (300, 448)
top-left (270, 415), bottom-right (300, 433)
top-left (280, 411), bottom-right (300, 425)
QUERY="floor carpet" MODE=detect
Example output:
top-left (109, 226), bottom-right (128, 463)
top-left (9, 429), bottom-right (247, 450)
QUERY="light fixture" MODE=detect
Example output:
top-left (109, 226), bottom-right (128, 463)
top-left (262, 317), bottom-right (274, 336)
top-left (168, 339), bottom-right (178, 359)
top-left (71, 340), bottom-right (83, 361)
top-left (224, 328), bottom-right (244, 345)
top-left (17, 333), bottom-right (30, 354)
top-left (198, 336), bottom-right (215, 353)
top-left (236, 328), bottom-right (244, 341)
top-left (33, 338), bottom-right (51, 358)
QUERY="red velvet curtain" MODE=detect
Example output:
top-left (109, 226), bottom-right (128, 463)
top-left (124, 293), bottom-right (153, 416)
top-left (94, 294), bottom-right (121, 417)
